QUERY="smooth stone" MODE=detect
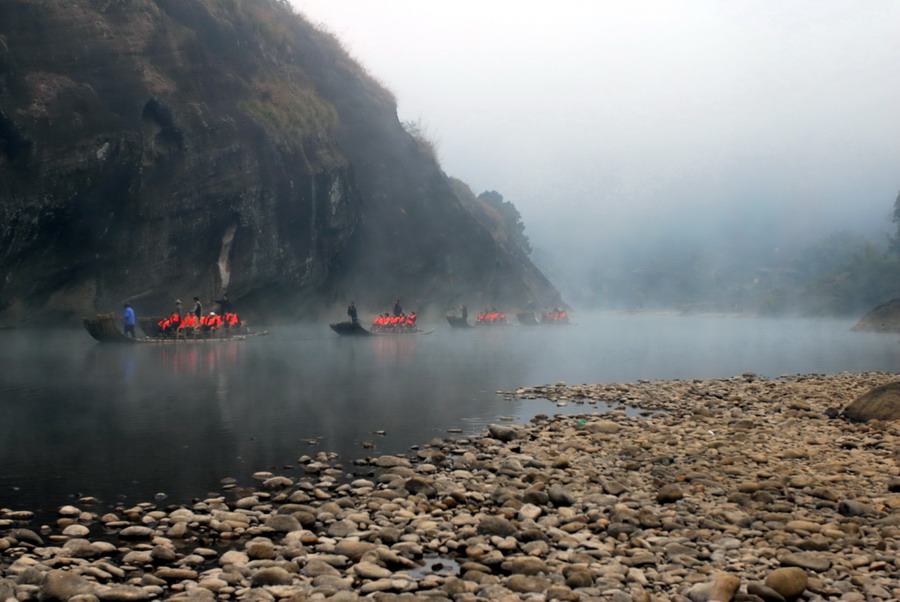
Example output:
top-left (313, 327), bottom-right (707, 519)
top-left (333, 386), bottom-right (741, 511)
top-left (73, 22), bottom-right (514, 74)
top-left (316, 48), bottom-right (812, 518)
top-left (685, 573), bottom-right (740, 602)
top-left (119, 526), bottom-right (154, 539)
top-left (780, 552), bottom-right (831, 572)
top-left (488, 424), bottom-right (520, 442)
top-left (506, 574), bottom-right (551, 593)
top-left (154, 567), bottom-right (199, 581)
top-left (63, 538), bottom-right (102, 558)
top-left (500, 556), bottom-right (547, 575)
top-left (262, 476), bottom-right (293, 489)
top-left (747, 581), bottom-right (787, 601)
top-left (302, 559), bottom-right (342, 577)
top-left (584, 419), bottom-right (622, 433)
top-left (251, 566), bottom-right (293, 586)
top-left (838, 499), bottom-right (874, 517)
top-left (375, 455), bottom-right (411, 468)
top-left (265, 514), bottom-right (301, 532)
top-left (765, 567), bottom-right (808, 599)
top-left (61, 524), bottom-right (90, 538)
top-left (40, 570), bottom-right (94, 600)
top-left (548, 484), bottom-right (575, 506)
top-left (477, 515), bottom-right (517, 537)
top-left (11, 529), bottom-right (43, 546)
top-left (96, 585), bottom-right (154, 600)
top-left (404, 478), bottom-right (437, 497)
top-left (334, 540), bottom-right (376, 558)
top-left (353, 561), bottom-right (391, 579)
top-left (656, 484), bottom-right (684, 504)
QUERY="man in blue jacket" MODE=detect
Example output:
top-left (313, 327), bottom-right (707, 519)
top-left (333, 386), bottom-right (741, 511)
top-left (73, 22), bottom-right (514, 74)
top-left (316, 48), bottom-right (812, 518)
top-left (122, 303), bottom-right (136, 338)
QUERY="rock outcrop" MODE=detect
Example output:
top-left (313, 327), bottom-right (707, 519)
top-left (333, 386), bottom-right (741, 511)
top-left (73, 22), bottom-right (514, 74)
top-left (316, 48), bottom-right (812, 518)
top-left (0, 0), bottom-right (561, 326)
top-left (852, 298), bottom-right (900, 333)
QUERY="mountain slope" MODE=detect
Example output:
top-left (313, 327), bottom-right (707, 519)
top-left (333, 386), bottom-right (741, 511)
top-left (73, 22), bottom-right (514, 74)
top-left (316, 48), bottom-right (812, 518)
top-left (0, 0), bottom-right (561, 325)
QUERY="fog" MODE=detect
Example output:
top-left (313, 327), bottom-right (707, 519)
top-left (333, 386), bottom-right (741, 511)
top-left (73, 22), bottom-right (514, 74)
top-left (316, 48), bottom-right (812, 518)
top-left (293, 0), bottom-right (900, 307)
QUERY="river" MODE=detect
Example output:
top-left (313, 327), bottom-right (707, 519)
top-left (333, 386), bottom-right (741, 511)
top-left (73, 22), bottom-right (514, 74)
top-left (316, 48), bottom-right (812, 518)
top-left (1, 312), bottom-right (897, 522)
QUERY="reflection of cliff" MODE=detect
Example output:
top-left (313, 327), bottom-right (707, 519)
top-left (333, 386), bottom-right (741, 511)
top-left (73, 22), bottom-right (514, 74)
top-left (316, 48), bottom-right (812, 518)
top-left (0, 0), bottom-right (562, 327)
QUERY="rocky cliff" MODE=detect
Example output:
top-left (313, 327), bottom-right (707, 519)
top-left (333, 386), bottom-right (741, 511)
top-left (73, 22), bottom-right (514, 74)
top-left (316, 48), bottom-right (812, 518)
top-left (0, 0), bottom-right (561, 326)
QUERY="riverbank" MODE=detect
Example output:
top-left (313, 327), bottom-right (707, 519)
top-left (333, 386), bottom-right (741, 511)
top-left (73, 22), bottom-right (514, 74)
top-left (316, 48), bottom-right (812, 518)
top-left (1, 372), bottom-right (899, 600)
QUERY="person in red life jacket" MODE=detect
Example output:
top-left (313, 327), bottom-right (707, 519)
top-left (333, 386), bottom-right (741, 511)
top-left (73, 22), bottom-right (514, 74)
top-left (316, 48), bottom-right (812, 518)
top-left (179, 314), bottom-right (195, 333)
top-left (168, 313), bottom-right (181, 336)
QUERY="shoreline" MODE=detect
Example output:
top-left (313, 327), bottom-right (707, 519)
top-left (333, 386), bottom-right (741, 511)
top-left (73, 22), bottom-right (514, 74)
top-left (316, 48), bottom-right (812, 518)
top-left (1, 371), bottom-right (899, 600)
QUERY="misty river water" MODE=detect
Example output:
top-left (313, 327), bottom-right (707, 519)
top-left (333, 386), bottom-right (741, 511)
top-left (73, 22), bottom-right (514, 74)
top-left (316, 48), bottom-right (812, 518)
top-left (2, 312), bottom-right (899, 522)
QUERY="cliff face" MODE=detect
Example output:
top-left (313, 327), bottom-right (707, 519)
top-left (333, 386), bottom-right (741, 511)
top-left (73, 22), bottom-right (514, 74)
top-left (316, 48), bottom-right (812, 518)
top-left (0, 0), bottom-right (561, 326)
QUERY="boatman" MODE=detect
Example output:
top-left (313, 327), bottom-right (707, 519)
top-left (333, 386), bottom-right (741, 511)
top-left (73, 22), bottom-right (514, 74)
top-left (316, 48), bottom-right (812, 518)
top-left (347, 301), bottom-right (358, 324)
top-left (393, 299), bottom-right (403, 317)
top-left (122, 303), bottom-right (136, 339)
top-left (214, 294), bottom-right (232, 315)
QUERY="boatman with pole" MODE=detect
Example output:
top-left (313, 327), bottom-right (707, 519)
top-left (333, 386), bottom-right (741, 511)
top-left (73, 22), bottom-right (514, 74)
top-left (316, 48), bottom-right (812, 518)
top-left (122, 303), bottom-right (136, 339)
top-left (347, 301), bottom-right (358, 324)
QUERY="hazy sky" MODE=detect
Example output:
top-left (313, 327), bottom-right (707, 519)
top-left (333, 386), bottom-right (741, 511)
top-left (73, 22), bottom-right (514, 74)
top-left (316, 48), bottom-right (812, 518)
top-left (292, 0), bottom-right (900, 256)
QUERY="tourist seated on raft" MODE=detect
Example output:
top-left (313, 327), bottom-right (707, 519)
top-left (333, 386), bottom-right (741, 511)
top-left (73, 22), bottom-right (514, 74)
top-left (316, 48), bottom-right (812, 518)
top-left (476, 310), bottom-right (505, 324)
top-left (542, 308), bottom-right (567, 321)
top-left (157, 313), bottom-right (183, 337)
top-left (370, 311), bottom-right (416, 333)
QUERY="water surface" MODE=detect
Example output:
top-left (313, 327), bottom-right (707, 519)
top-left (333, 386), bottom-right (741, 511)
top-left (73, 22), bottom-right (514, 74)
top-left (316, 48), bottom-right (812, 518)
top-left (1, 312), bottom-right (897, 521)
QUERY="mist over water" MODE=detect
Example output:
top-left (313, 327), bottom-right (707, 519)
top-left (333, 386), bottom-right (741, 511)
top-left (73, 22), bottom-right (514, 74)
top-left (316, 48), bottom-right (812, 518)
top-left (2, 313), bottom-right (898, 522)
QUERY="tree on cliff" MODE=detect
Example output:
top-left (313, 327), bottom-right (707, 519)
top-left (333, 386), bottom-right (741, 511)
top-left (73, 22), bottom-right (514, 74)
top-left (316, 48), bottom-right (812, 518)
top-left (476, 191), bottom-right (532, 256)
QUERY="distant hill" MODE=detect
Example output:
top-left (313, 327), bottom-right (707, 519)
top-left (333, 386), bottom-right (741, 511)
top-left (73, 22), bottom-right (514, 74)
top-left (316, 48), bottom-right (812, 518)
top-left (0, 0), bottom-right (561, 326)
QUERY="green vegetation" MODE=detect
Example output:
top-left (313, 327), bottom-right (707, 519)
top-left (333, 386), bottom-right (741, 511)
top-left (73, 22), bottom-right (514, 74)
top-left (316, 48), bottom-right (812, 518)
top-left (401, 119), bottom-right (438, 161)
top-left (476, 190), bottom-right (532, 255)
top-left (448, 179), bottom-right (533, 258)
top-left (238, 79), bottom-right (338, 151)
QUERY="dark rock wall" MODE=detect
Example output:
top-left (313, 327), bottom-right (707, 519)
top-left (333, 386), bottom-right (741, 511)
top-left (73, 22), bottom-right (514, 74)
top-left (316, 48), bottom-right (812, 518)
top-left (0, 0), bottom-right (561, 326)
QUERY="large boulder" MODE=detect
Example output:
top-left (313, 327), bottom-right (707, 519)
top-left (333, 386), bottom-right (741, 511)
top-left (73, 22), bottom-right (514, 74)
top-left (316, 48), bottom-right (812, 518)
top-left (842, 382), bottom-right (900, 422)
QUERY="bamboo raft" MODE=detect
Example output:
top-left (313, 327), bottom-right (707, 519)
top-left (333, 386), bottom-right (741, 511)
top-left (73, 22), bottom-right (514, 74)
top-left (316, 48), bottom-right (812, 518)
top-left (82, 314), bottom-right (267, 343)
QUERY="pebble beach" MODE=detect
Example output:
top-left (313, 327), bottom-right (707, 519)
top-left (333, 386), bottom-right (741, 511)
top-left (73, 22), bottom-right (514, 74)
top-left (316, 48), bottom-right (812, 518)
top-left (1, 371), bottom-right (899, 601)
